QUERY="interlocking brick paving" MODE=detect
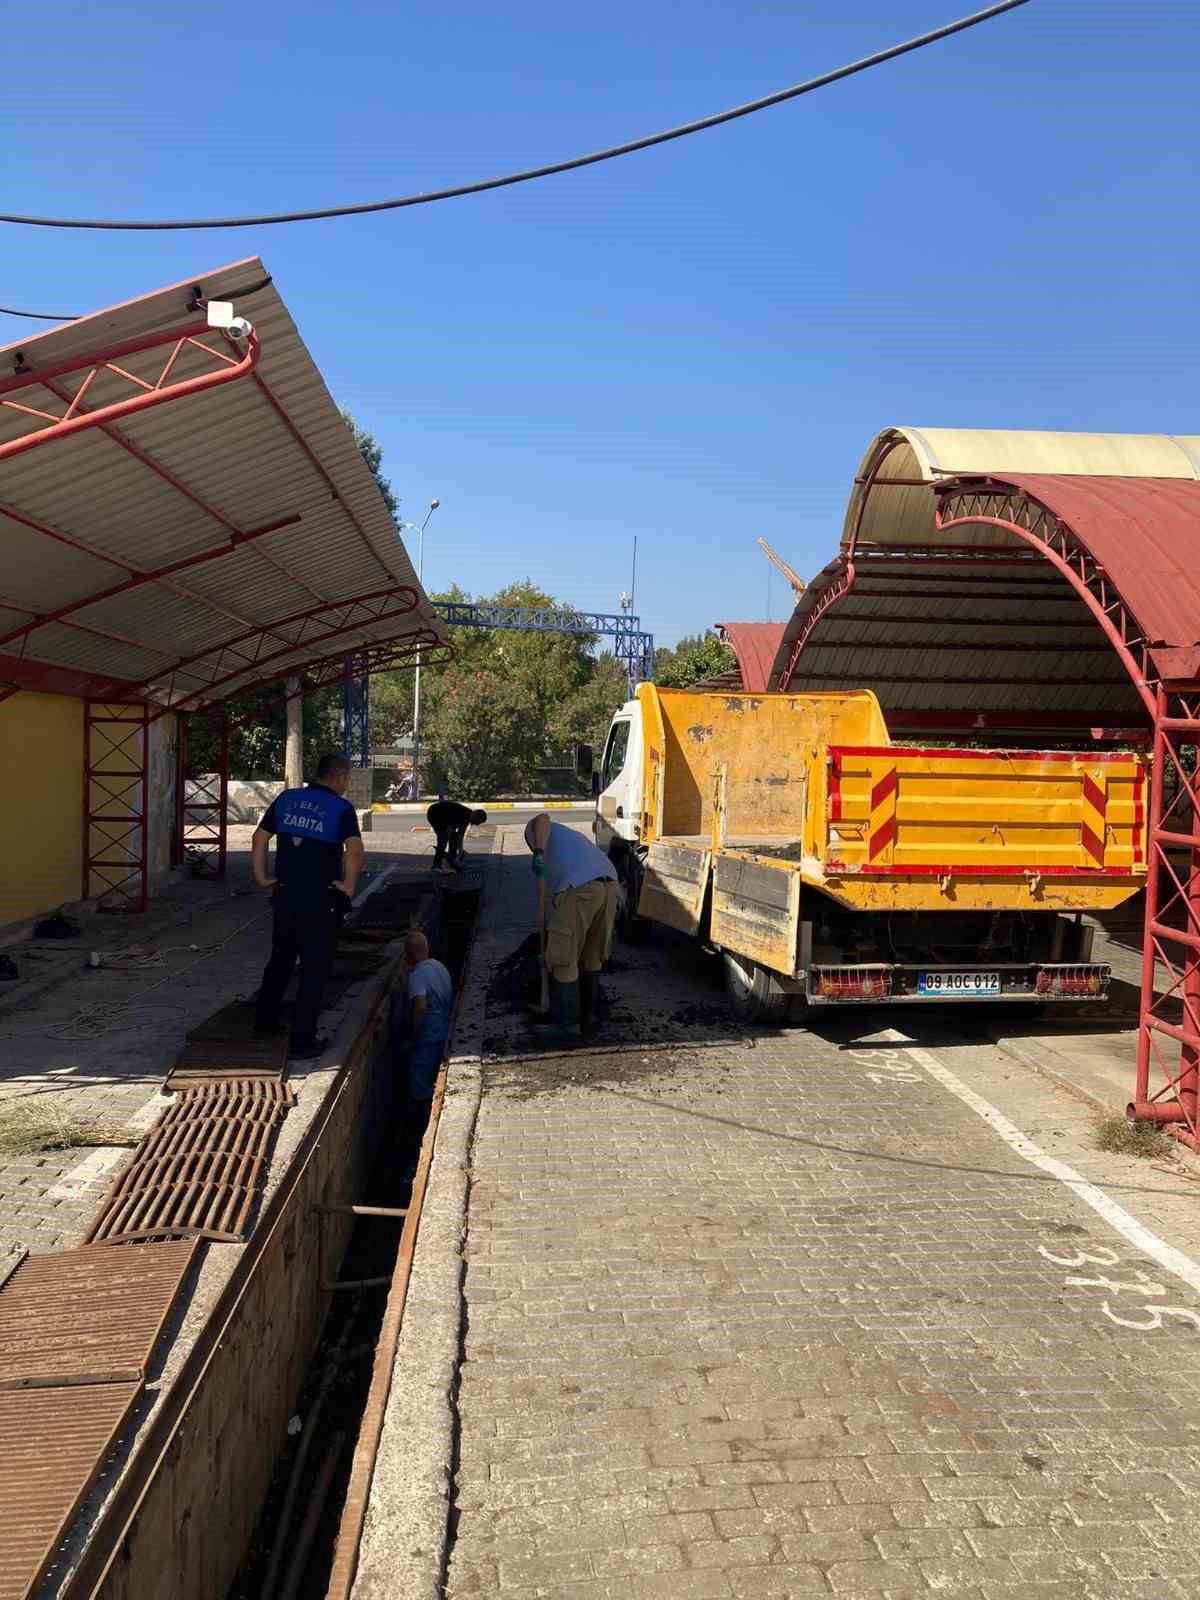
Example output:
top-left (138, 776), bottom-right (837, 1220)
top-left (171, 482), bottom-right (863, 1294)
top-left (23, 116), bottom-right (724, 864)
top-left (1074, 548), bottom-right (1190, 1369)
top-left (446, 938), bottom-right (1200, 1598)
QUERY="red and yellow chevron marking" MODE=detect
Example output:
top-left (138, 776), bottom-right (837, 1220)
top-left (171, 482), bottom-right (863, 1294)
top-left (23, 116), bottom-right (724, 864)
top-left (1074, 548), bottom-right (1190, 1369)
top-left (868, 766), bottom-right (898, 862)
top-left (1081, 771), bottom-right (1106, 865)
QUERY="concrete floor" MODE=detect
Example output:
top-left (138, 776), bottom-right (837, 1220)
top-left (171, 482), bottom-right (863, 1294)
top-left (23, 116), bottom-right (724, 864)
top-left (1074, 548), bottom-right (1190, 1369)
top-left (357, 821), bottom-right (1200, 1600)
top-left (0, 825), bottom-right (452, 1260)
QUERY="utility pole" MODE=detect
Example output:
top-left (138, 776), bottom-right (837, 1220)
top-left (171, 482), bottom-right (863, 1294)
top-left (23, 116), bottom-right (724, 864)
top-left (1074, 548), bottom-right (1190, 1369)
top-left (285, 675), bottom-right (303, 788)
top-left (400, 499), bottom-right (440, 797)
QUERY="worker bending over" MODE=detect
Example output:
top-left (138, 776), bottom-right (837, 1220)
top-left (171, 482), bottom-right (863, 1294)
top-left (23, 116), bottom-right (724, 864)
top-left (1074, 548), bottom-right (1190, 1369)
top-left (252, 752), bottom-right (364, 1059)
top-left (525, 813), bottom-right (618, 1043)
top-left (403, 929), bottom-right (454, 1107)
top-left (426, 798), bottom-right (487, 872)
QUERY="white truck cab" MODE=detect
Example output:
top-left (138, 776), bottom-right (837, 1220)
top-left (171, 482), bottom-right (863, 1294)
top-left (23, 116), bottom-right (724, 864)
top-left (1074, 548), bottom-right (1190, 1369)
top-left (592, 699), bottom-right (643, 852)
top-left (592, 700), bottom-right (645, 922)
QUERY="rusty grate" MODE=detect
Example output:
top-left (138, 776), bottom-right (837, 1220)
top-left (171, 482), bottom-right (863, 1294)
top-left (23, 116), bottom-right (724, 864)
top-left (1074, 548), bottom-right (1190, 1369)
top-left (160, 1076), bottom-right (296, 1103)
top-left (85, 1083), bottom-right (292, 1245)
top-left (0, 1381), bottom-right (141, 1600)
top-left (0, 1238), bottom-right (199, 1390)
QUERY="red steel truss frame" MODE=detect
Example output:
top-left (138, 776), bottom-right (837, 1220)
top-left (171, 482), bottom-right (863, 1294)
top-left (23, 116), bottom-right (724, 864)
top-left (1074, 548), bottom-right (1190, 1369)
top-left (932, 481), bottom-right (1199, 1147)
top-left (138, 585), bottom-right (425, 714)
top-left (1, 313), bottom-right (453, 906)
top-left (165, 639), bottom-right (451, 881)
top-left (174, 711), bottom-right (230, 881)
top-left (0, 321), bottom-right (260, 463)
top-left (84, 702), bottom-right (150, 912)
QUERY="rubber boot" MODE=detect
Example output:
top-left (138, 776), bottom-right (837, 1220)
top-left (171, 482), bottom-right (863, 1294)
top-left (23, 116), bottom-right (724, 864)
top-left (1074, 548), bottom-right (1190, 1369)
top-left (579, 972), bottom-right (601, 1037)
top-left (530, 977), bottom-right (581, 1046)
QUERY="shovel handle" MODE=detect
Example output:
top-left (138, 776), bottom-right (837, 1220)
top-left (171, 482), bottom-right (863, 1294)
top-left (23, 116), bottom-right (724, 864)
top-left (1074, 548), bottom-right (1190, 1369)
top-left (537, 878), bottom-right (549, 1009)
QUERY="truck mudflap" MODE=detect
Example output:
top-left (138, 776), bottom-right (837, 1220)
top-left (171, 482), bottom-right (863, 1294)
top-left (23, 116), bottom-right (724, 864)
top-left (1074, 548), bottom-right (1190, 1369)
top-left (638, 842), bottom-right (712, 936)
top-left (806, 962), bottom-right (1111, 1004)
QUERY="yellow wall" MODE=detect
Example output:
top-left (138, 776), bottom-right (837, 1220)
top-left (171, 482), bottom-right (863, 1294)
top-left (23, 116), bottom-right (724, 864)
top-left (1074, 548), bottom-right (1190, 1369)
top-left (0, 690), bottom-right (84, 927)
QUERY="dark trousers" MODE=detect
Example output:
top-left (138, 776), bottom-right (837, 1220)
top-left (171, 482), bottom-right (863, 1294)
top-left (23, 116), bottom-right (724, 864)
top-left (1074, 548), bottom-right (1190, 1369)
top-left (255, 894), bottom-right (343, 1046)
top-left (432, 822), bottom-right (467, 867)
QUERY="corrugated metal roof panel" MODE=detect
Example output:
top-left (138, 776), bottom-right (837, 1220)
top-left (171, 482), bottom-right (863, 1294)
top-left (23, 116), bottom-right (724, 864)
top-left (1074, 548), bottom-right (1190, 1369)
top-left (0, 259), bottom-right (448, 703)
top-left (987, 474), bottom-right (1200, 656)
top-left (715, 622), bottom-right (786, 692)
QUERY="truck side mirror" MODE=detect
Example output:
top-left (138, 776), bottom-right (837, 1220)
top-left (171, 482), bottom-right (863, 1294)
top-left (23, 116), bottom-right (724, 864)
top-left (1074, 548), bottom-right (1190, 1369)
top-left (576, 743), bottom-right (594, 779)
top-left (591, 771), bottom-right (601, 798)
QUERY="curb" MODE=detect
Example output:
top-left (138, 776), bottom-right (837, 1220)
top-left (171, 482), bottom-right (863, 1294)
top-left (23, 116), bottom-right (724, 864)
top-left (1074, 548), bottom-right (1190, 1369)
top-left (986, 1024), bottom-right (1200, 1178)
top-left (985, 1025), bottom-right (1116, 1118)
top-left (371, 801), bottom-right (591, 814)
top-left (349, 835), bottom-right (498, 1598)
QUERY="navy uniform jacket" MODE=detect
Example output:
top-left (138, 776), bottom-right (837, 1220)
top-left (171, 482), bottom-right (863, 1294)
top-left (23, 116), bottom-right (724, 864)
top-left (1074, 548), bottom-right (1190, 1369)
top-left (260, 783), bottom-right (360, 906)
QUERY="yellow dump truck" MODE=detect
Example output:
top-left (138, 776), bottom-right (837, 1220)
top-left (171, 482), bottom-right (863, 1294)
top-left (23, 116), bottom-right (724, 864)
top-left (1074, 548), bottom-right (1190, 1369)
top-left (592, 684), bottom-right (1147, 1022)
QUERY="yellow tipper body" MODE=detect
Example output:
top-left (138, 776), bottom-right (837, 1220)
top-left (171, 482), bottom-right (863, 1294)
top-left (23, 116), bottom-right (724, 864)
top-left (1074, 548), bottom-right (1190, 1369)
top-left (635, 683), bottom-right (1147, 977)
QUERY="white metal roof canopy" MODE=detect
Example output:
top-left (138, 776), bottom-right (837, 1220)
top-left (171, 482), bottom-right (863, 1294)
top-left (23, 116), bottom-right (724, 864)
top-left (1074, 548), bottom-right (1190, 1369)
top-left (0, 258), bottom-right (448, 711)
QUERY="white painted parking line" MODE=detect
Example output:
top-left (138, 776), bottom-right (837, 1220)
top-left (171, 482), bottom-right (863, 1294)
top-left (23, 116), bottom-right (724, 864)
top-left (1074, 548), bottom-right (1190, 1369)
top-left (878, 1026), bottom-right (1200, 1300)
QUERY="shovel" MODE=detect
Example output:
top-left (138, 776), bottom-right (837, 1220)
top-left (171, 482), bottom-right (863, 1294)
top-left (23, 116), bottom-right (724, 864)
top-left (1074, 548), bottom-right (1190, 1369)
top-left (535, 878), bottom-right (550, 1014)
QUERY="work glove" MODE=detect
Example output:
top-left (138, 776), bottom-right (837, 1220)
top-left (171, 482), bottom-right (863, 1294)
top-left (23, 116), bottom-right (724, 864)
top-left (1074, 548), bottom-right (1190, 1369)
top-left (531, 851), bottom-right (546, 879)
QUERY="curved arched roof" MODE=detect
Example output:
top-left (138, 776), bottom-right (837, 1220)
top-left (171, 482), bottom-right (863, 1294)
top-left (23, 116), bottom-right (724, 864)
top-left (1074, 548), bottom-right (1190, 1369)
top-left (770, 427), bottom-right (1200, 732)
top-left (715, 622), bottom-right (786, 692)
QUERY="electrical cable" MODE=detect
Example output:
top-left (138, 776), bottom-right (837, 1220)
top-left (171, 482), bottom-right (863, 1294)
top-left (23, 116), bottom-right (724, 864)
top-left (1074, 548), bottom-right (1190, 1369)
top-left (0, 272), bottom-right (273, 325)
top-left (0, 2), bottom-right (1030, 233)
top-left (0, 303), bottom-right (83, 321)
top-left (0, 905), bottom-right (271, 1042)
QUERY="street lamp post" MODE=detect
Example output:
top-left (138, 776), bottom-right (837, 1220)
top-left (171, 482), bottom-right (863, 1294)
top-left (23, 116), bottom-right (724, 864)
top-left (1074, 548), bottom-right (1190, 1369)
top-left (398, 499), bottom-right (440, 798)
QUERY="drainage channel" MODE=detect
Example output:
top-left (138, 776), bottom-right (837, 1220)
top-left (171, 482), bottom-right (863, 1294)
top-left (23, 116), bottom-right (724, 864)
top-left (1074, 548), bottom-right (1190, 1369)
top-left (227, 880), bottom-right (482, 1600)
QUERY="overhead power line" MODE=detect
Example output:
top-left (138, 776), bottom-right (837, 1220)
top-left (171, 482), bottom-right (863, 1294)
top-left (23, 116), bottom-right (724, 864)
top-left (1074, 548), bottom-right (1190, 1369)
top-left (0, 303), bottom-right (83, 321)
top-left (0, 2), bottom-right (1030, 235)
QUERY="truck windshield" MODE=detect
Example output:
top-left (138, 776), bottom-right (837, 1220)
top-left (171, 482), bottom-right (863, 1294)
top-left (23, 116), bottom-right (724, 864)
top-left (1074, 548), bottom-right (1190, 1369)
top-left (602, 720), bottom-right (631, 788)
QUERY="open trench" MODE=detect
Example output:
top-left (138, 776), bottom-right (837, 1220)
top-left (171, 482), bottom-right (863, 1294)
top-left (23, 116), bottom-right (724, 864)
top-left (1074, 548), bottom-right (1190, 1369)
top-left (226, 879), bottom-right (482, 1600)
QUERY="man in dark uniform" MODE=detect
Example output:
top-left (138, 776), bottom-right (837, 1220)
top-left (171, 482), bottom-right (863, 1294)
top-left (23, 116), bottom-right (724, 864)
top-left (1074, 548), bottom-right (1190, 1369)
top-left (426, 799), bottom-right (487, 872)
top-left (252, 752), bottom-right (365, 1059)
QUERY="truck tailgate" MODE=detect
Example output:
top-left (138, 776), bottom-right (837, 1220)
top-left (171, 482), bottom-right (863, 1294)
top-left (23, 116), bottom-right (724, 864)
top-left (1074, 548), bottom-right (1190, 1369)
top-left (640, 841), bottom-right (711, 935)
top-left (827, 746), bottom-right (1147, 878)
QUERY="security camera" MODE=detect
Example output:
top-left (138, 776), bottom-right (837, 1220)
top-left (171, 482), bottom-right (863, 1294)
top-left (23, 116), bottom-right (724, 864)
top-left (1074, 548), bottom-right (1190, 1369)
top-left (206, 300), bottom-right (252, 339)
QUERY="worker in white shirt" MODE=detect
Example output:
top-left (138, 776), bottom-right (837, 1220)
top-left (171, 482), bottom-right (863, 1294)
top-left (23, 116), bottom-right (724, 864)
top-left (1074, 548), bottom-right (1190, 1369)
top-left (524, 814), bottom-right (618, 1044)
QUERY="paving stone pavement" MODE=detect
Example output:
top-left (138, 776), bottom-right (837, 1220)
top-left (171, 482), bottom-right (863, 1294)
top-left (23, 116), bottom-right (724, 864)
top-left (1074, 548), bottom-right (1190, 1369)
top-left (445, 838), bottom-right (1200, 1599)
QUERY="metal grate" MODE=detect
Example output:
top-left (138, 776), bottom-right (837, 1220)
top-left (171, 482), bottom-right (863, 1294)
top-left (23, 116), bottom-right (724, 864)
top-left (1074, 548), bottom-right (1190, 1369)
top-left (85, 1083), bottom-right (292, 1245)
top-left (0, 1239), bottom-right (199, 1390)
top-left (159, 1076), bottom-right (296, 1104)
top-left (0, 1381), bottom-right (142, 1600)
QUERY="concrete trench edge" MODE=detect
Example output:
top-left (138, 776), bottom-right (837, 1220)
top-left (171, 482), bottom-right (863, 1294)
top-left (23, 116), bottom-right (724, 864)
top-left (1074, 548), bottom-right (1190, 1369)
top-left (349, 846), bottom-right (498, 1598)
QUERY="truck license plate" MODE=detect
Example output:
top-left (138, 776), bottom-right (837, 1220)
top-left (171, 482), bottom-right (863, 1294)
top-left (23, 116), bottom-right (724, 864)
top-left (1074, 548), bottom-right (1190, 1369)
top-left (918, 971), bottom-right (1000, 996)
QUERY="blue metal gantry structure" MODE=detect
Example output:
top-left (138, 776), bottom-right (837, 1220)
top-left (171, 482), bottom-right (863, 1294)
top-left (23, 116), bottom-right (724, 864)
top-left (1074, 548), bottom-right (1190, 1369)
top-left (342, 603), bottom-right (654, 765)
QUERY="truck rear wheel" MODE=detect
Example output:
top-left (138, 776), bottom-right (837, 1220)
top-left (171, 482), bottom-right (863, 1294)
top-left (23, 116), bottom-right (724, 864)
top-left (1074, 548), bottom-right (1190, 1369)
top-left (722, 951), bottom-right (793, 1026)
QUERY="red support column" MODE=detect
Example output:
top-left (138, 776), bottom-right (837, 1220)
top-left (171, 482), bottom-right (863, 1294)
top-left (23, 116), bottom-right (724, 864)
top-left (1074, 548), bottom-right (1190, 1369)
top-left (83, 701), bottom-right (150, 912)
top-left (1130, 683), bottom-right (1200, 1148)
top-left (177, 710), bottom-right (230, 879)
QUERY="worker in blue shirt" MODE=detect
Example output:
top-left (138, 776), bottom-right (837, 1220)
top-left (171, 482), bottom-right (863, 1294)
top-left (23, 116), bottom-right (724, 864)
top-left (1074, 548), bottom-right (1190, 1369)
top-left (524, 813), bottom-right (618, 1043)
top-left (251, 752), bottom-right (364, 1059)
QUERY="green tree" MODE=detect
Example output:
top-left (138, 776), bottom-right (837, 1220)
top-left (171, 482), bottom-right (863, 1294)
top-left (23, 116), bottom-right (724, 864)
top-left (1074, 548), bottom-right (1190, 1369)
top-left (341, 408), bottom-right (398, 520)
top-left (549, 654), bottom-right (630, 756)
top-left (427, 667), bottom-right (542, 796)
top-left (653, 632), bottom-right (737, 689)
top-left (184, 686), bottom-right (342, 783)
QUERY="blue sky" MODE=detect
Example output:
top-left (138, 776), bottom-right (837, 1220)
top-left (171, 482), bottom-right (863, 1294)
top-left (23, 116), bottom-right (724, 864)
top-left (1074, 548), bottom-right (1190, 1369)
top-left (2, 2), bottom-right (1194, 646)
